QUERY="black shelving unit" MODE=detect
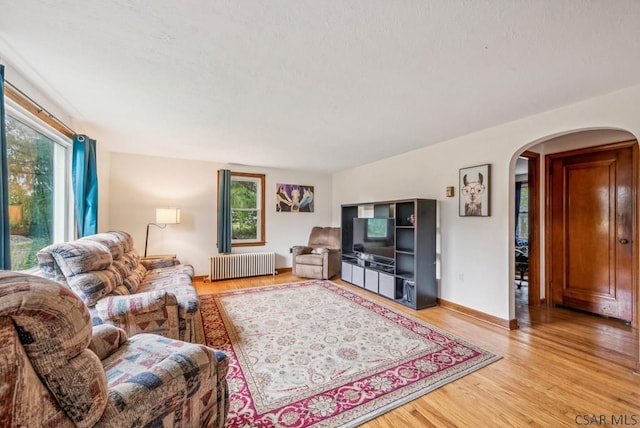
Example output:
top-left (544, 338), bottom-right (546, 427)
top-left (340, 198), bottom-right (437, 310)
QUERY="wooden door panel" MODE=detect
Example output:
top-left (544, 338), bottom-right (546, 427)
top-left (565, 160), bottom-right (614, 297)
top-left (550, 145), bottom-right (634, 322)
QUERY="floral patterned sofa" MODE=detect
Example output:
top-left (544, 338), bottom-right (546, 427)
top-left (0, 271), bottom-right (229, 427)
top-left (36, 231), bottom-right (204, 344)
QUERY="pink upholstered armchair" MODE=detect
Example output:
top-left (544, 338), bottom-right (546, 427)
top-left (292, 226), bottom-right (341, 279)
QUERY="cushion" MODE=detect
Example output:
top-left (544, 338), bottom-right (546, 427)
top-left (89, 324), bottom-right (128, 361)
top-left (99, 333), bottom-right (219, 424)
top-left (0, 316), bottom-right (69, 427)
top-left (0, 272), bottom-right (109, 426)
top-left (123, 264), bottom-right (147, 293)
top-left (295, 253), bottom-right (324, 266)
top-left (308, 227), bottom-right (341, 249)
top-left (67, 266), bottom-right (123, 307)
top-left (108, 231), bottom-right (134, 253)
top-left (111, 259), bottom-right (133, 280)
top-left (80, 233), bottom-right (124, 261)
top-left (48, 241), bottom-right (113, 277)
top-left (110, 285), bottom-right (131, 296)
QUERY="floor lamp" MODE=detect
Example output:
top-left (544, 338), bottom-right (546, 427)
top-left (144, 207), bottom-right (181, 257)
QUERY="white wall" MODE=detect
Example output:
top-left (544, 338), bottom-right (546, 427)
top-left (2, 59), bottom-right (113, 237)
top-left (96, 143), bottom-right (111, 233)
top-left (108, 153), bottom-right (333, 275)
top-left (332, 84), bottom-right (640, 322)
top-left (1, 62), bottom-right (72, 126)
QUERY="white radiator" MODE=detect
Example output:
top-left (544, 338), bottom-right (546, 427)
top-left (209, 252), bottom-right (276, 281)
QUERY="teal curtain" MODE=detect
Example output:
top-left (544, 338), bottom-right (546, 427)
top-left (217, 169), bottom-right (232, 253)
top-left (0, 65), bottom-right (11, 269)
top-left (72, 134), bottom-right (98, 237)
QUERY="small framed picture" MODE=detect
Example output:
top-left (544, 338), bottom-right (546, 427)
top-left (459, 164), bottom-right (490, 217)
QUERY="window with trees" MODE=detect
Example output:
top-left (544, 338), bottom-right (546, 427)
top-left (230, 172), bottom-right (265, 246)
top-left (5, 104), bottom-right (71, 270)
top-left (516, 182), bottom-right (529, 241)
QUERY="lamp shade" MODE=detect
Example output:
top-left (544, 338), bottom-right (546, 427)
top-left (156, 207), bottom-right (181, 224)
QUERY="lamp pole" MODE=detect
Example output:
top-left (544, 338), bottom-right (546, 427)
top-left (144, 223), bottom-right (166, 257)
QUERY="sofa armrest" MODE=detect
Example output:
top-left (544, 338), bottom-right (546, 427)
top-left (93, 290), bottom-right (180, 339)
top-left (140, 257), bottom-right (180, 270)
top-left (292, 245), bottom-right (313, 256)
top-left (100, 335), bottom-right (229, 427)
top-left (327, 248), bottom-right (341, 261)
top-left (89, 324), bottom-right (128, 360)
top-left (95, 290), bottom-right (178, 318)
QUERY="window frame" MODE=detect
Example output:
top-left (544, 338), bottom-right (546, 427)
top-left (516, 181), bottom-right (529, 241)
top-left (229, 171), bottom-right (265, 247)
top-left (5, 98), bottom-right (74, 270)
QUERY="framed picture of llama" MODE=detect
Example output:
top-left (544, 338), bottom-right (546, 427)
top-left (276, 183), bottom-right (315, 212)
top-left (459, 164), bottom-right (490, 217)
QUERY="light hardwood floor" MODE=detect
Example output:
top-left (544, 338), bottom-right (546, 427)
top-left (195, 273), bottom-right (640, 427)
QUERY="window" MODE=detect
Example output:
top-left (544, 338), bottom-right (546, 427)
top-left (230, 172), bottom-right (265, 246)
top-left (5, 101), bottom-right (72, 270)
top-left (516, 182), bottom-right (529, 241)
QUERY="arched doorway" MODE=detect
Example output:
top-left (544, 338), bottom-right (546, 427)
top-left (511, 128), bottom-right (639, 370)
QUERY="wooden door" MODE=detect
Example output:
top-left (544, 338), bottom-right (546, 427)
top-left (549, 143), bottom-right (636, 322)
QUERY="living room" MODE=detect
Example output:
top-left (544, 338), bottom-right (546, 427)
top-left (2, 2), bottom-right (640, 427)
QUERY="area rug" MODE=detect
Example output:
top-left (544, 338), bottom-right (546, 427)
top-left (201, 280), bottom-right (500, 427)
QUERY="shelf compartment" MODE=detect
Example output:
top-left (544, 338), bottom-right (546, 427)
top-left (394, 277), bottom-right (416, 306)
top-left (395, 253), bottom-right (414, 278)
top-left (395, 201), bottom-right (415, 227)
top-left (396, 228), bottom-right (415, 253)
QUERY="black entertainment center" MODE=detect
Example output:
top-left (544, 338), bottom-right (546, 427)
top-left (340, 198), bottom-right (437, 310)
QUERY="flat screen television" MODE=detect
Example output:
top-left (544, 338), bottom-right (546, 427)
top-left (352, 218), bottom-right (395, 261)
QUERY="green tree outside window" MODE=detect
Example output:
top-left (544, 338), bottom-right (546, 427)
top-left (6, 115), bottom-right (56, 270)
top-left (230, 172), bottom-right (265, 246)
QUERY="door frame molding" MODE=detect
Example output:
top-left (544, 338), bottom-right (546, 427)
top-left (520, 151), bottom-right (540, 306)
top-left (544, 140), bottom-right (638, 329)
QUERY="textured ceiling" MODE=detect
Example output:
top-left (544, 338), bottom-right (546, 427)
top-left (1, 1), bottom-right (640, 173)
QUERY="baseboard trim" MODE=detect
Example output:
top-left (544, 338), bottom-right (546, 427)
top-left (277, 267), bottom-right (292, 274)
top-left (193, 275), bottom-right (208, 282)
top-left (437, 298), bottom-right (519, 330)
